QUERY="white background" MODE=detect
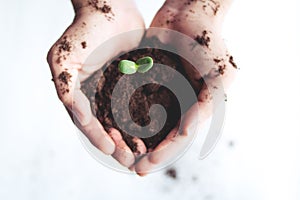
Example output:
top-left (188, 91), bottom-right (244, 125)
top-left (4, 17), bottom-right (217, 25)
top-left (0, 0), bottom-right (300, 199)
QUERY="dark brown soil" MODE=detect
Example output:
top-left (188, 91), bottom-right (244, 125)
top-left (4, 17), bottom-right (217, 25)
top-left (88, 0), bottom-right (111, 13)
top-left (81, 39), bottom-right (198, 153)
top-left (81, 41), bottom-right (87, 49)
top-left (58, 36), bottom-right (71, 53)
top-left (229, 56), bottom-right (237, 69)
top-left (165, 168), bottom-right (177, 179)
top-left (195, 30), bottom-right (210, 48)
top-left (88, 0), bottom-right (114, 21)
top-left (58, 71), bottom-right (72, 85)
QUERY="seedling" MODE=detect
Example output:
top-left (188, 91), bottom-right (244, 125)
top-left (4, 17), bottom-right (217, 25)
top-left (118, 56), bottom-right (153, 74)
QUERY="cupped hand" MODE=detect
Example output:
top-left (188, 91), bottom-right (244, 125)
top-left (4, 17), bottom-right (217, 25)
top-left (47, 0), bottom-right (146, 168)
top-left (134, 0), bottom-right (238, 175)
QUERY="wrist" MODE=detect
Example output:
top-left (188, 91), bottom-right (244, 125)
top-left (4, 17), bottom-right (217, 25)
top-left (71, 0), bottom-right (87, 11)
top-left (71, 0), bottom-right (137, 13)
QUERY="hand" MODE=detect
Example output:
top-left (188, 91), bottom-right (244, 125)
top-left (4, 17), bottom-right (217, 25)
top-left (134, 0), bottom-right (238, 175)
top-left (47, 0), bottom-right (146, 168)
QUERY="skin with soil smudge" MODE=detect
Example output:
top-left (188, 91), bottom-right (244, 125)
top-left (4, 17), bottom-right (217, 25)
top-left (88, 0), bottom-right (115, 21)
top-left (58, 70), bottom-right (72, 95)
top-left (195, 30), bottom-right (211, 48)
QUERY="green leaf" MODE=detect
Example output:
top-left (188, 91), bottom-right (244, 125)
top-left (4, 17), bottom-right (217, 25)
top-left (136, 57), bottom-right (154, 73)
top-left (118, 60), bottom-right (138, 74)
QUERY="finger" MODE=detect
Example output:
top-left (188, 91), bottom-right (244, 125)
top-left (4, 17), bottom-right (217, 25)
top-left (134, 124), bottom-right (183, 175)
top-left (148, 123), bottom-right (193, 164)
top-left (108, 128), bottom-right (148, 168)
top-left (75, 115), bottom-right (115, 155)
top-left (129, 143), bottom-right (147, 173)
top-left (128, 164), bottom-right (135, 172)
top-left (132, 137), bottom-right (147, 157)
top-left (183, 81), bottom-right (223, 132)
top-left (108, 128), bottom-right (135, 167)
top-left (69, 79), bottom-right (116, 155)
top-left (48, 43), bottom-right (116, 155)
top-left (135, 156), bottom-right (155, 176)
top-left (65, 104), bottom-right (116, 155)
top-left (134, 110), bottom-right (198, 175)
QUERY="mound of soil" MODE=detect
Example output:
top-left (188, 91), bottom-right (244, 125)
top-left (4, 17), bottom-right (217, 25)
top-left (81, 38), bottom-right (197, 153)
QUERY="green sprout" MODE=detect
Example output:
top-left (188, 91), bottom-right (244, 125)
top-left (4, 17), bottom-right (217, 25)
top-left (118, 56), bottom-right (153, 75)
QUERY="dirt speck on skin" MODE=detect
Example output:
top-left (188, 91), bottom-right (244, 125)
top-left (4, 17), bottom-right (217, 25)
top-left (217, 65), bottom-right (226, 75)
top-left (88, 0), bottom-right (100, 9)
top-left (166, 168), bottom-right (177, 179)
top-left (210, 0), bottom-right (220, 15)
top-left (213, 58), bottom-right (222, 63)
top-left (88, 0), bottom-right (114, 20)
top-left (184, 0), bottom-right (197, 6)
top-left (201, 0), bottom-right (220, 15)
top-left (57, 71), bottom-right (72, 95)
top-left (195, 30), bottom-right (210, 48)
top-left (100, 4), bottom-right (111, 13)
top-left (229, 56), bottom-right (238, 69)
top-left (58, 36), bottom-right (71, 53)
top-left (56, 57), bottom-right (61, 64)
top-left (81, 41), bottom-right (87, 49)
top-left (58, 71), bottom-right (72, 86)
top-left (56, 55), bottom-right (67, 64)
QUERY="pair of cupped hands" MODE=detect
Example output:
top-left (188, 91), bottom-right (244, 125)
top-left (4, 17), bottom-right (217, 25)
top-left (47, 0), bottom-right (235, 175)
